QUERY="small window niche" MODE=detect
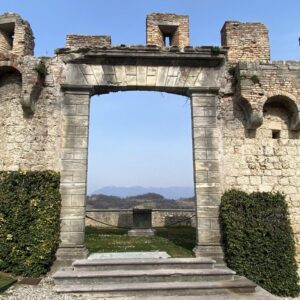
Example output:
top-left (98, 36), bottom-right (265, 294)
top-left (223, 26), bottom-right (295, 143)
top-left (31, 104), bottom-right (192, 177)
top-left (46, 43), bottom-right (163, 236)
top-left (0, 22), bottom-right (15, 51)
top-left (272, 129), bottom-right (280, 139)
top-left (159, 25), bottom-right (178, 47)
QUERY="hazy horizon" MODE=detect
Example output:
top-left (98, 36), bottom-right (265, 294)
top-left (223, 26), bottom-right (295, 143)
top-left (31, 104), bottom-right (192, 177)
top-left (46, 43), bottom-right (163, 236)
top-left (90, 185), bottom-right (195, 200)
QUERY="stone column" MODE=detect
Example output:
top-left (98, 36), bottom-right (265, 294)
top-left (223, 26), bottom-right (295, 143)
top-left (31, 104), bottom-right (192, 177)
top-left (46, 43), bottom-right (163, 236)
top-left (189, 87), bottom-right (224, 262)
top-left (55, 86), bottom-right (93, 265)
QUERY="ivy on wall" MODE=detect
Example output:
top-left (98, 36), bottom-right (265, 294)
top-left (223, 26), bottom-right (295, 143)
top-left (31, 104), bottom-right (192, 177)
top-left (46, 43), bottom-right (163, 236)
top-left (220, 190), bottom-right (300, 297)
top-left (0, 171), bottom-right (61, 277)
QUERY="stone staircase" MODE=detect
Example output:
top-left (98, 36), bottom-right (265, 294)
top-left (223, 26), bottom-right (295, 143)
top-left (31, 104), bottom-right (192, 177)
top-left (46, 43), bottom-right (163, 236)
top-left (53, 257), bottom-right (260, 298)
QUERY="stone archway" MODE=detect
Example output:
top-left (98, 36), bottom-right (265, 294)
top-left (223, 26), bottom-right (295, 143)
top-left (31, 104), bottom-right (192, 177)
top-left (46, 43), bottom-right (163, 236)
top-left (56, 51), bottom-right (224, 264)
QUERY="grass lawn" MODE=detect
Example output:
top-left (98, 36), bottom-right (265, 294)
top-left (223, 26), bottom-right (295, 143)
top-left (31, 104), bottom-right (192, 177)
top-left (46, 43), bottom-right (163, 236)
top-left (0, 273), bottom-right (16, 293)
top-left (85, 226), bottom-right (196, 258)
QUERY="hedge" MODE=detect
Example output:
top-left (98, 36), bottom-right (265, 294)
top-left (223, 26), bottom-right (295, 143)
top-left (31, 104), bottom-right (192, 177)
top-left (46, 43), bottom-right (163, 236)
top-left (220, 190), bottom-right (300, 297)
top-left (0, 171), bottom-right (61, 277)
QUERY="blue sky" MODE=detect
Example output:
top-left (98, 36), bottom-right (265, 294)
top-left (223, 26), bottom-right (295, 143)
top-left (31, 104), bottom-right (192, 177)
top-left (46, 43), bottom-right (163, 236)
top-left (1, 0), bottom-right (299, 59)
top-left (88, 92), bottom-right (193, 194)
top-left (1, 1), bottom-right (299, 194)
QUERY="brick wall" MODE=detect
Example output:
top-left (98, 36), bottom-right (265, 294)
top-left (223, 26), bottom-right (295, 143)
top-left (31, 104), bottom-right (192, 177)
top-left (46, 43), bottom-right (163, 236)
top-left (221, 21), bottom-right (270, 63)
top-left (238, 61), bottom-right (300, 111)
top-left (146, 13), bottom-right (189, 49)
top-left (12, 17), bottom-right (35, 56)
top-left (0, 13), bottom-right (34, 58)
top-left (66, 35), bottom-right (111, 48)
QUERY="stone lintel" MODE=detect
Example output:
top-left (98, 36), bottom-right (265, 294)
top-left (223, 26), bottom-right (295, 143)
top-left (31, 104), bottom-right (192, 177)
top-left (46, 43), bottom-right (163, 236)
top-left (78, 50), bottom-right (224, 61)
top-left (60, 51), bottom-right (225, 68)
top-left (0, 16), bottom-right (17, 25)
top-left (188, 87), bottom-right (219, 96)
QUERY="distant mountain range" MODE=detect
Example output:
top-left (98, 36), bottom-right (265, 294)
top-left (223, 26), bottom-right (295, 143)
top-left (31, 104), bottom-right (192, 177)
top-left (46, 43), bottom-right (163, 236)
top-left (91, 186), bottom-right (194, 200)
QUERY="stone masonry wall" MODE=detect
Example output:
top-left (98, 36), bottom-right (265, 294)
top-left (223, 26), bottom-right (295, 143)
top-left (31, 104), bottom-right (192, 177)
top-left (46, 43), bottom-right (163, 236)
top-left (146, 13), bottom-right (189, 48)
top-left (221, 21), bottom-right (270, 63)
top-left (220, 62), bottom-right (300, 263)
top-left (0, 57), bottom-right (64, 171)
top-left (66, 35), bottom-right (111, 48)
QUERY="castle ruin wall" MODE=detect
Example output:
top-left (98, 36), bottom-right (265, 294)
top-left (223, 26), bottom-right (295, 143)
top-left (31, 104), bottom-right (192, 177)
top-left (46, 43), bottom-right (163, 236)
top-left (0, 12), bottom-right (299, 266)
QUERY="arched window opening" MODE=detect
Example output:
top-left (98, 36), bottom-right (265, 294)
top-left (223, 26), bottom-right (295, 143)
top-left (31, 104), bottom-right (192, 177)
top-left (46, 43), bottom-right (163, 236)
top-left (263, 95), bottom-right (299, 136)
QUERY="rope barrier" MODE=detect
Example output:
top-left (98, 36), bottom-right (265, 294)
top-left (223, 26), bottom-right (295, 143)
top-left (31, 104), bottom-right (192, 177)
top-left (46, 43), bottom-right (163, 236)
top-left (86, 214), bottom-right (197, 244)
top-left (86, 215), bottom-right (131, 230)
top-left (86, 213), bottom-right (196, 229)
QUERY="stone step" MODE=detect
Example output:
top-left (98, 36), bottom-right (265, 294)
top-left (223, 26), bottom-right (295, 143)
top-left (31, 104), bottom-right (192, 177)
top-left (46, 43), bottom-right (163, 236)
top-left (54, 278), bottom-right (257, 296)
top-left (53, 268), bottom-right (235, 285)
top-left (72, 257), bottom-right (216, 271)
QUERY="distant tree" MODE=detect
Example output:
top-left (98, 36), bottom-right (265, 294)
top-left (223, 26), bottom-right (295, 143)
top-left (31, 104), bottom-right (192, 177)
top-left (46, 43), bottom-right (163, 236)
top-left (128, 193), bottom-right (164, 200)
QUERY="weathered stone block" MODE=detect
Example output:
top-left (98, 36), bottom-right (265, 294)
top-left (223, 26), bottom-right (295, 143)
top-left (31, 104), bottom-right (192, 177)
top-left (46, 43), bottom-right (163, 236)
top-left (136, 66), bottom-right (147, 86)
top-left (197, 230), bottom-right (222, 244)
top-left (155, 67), bottom-right (168, 86)
top-left (60, 207), bottom-right (86, 219)
top-left (195, 161), bottom-right (219, 171)
top-left (193, 116), bottom-right (216, 127)
top-left (60, 183), bottom-right (86, 195)
top-left (60, 218), bottom-right (85, 232)
top-left (197, 218), bottom-right (211, 229)
top-left (71, 194), bottom-right (86, 206)
top-left (64, 116), bottom-right (89, 127)
top-left (192, 106), bottom-right (216, 117)
top-left (64, 137), bottom-right (88, 148)
top-left (76, 105), bottom-right (89, 116)
top-left (193, 137), bottom-right (220, 149)
top-left (60, 231), bottom-right (84, 246)
top-left (196, 206), bottom-right (219, 218)
top-left (61, 160), bottom-right (87, 172)
top-left (192, 97), bottom-right (216, 107)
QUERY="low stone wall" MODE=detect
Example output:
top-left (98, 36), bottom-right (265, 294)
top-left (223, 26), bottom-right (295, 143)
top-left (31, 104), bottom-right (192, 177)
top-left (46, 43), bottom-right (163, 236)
top-left (86, 209), bottom-right (196, 228)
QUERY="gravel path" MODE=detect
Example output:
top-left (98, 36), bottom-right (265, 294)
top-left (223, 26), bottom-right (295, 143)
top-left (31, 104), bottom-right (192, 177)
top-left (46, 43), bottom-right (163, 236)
top-left (0, 276), bottom-right (86, 300)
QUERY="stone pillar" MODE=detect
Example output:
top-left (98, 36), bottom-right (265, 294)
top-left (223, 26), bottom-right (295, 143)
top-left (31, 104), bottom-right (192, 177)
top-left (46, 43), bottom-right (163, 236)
top-left (55, 86), bottom-right (92, 265)
top-left (189, 87), bottom-right (224, 262)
